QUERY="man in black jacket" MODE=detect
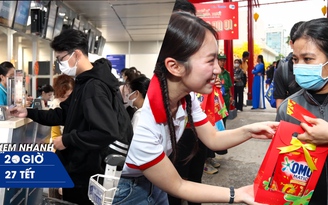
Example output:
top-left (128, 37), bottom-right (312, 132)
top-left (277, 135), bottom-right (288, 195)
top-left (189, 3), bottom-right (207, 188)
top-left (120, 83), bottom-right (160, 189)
top-left (10, 29), bottom-right (133, 205)
top-left (273, 21), bottom-right (304, 108)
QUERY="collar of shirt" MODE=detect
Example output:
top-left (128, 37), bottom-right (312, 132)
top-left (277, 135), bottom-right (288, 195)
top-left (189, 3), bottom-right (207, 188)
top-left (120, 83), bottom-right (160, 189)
top-left (147, 75), bottom-right (186, 123)
top-left (0, 84), bottom-right (7, 94)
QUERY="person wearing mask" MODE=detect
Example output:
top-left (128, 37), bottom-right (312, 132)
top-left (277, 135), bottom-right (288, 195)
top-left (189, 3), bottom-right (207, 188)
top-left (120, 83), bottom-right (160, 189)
top-left (10, 28), bottom-right (133, 205)
top-left (120, 67), bottom-right (143, 104)
top-left (126, 76), bottom-right (150, 129)
top-left (33, 84), bottom-right (54, 109)
top-left (0, 61), bottom-right (15, 106)
top-left (120, 67), bottom-right (144, 119)
top-left (112, 12), bottom-right (278, 205)
top-left (251, 55), bottom-right (266, 110)
top-left (273, 21), bottom-right (304, 108)
top-left (233, 59), bottom-right (245, 112)
top-left (276, 17), bottom-right (328, 205)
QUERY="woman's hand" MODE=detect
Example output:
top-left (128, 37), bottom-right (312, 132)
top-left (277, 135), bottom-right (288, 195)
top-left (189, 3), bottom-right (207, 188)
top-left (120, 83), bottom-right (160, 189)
top-left (244, 121), bottom-right (279, 139)
top-left (236, 185), bottom-right (268, 205)
top-left (298, 116), bottom-right (328, 145)
top-left (9, 106), bottom-right (28, 118)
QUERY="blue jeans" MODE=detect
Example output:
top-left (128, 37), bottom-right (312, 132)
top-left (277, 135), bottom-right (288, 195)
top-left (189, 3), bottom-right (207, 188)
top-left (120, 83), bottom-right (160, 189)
top-left (113, 176), bottom-right (168, 205)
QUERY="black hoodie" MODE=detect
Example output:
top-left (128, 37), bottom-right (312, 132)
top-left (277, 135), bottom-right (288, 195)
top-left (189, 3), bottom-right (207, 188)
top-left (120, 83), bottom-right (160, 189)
top-left (27, 59), bottom-right (131, 185)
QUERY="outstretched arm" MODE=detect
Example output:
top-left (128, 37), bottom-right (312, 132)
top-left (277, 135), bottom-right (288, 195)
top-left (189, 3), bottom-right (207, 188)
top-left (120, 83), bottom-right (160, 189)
top-left (9, 106), bottom-right (65, 126)
top-left (195, 121), bottom-right (278, 151)
top-left (143, 154), bottom-right (266, 204)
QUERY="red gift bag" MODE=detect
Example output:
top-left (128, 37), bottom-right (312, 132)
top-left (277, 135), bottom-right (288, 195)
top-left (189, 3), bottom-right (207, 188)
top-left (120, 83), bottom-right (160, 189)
top-left (254, 121), bottom-right (328, 204)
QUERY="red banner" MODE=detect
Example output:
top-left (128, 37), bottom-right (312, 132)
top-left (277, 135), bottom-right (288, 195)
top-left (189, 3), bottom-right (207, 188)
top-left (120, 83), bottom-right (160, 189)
top-left (189, 0), bottom-right (216, 3)
top-left (194, 2), bottom-right (239, 40)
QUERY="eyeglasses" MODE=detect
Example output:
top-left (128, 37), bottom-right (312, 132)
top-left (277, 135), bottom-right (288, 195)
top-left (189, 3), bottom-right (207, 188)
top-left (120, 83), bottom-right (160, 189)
top-left (56, 52), bottom-right (72, 65)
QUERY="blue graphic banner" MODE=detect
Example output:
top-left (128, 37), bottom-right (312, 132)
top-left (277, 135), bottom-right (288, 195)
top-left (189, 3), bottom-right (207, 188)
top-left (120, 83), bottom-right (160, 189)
top-left (106, 54), bottom-right (126, 76)
top-left (0, 152), bottom-right (74, 188)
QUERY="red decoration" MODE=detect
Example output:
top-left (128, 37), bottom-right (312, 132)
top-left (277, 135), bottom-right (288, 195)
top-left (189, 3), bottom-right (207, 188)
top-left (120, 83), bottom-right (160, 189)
top-left (189, 0), bottom-right (216, 3)
top-left (194, 2), bottom-right (239, 40)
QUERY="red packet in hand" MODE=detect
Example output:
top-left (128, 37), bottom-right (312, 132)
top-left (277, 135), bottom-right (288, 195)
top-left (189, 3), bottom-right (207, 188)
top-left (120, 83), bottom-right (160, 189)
top-left (287, 99), bottom-right (316, 126)
top-left (196, 86), bottom-right (227, 126)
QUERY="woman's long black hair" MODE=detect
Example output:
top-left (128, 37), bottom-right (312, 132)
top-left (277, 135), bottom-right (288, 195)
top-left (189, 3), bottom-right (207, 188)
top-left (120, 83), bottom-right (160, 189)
top-left (154, 12), bottom-right (218, 163)
top-left (292, 18), bottom-right (328, 59)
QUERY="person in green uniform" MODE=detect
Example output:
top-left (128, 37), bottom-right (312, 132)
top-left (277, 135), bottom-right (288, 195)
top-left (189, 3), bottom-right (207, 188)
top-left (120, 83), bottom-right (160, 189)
top-left (218, 54), bottom-right (233, 126)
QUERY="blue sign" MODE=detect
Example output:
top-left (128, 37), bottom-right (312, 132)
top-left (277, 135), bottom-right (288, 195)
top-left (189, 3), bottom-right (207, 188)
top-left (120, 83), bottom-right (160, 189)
top-left (106, 55), bottom-right (126, 76)
top-left (14, 1), bottom-right (31, 25)
top-left (0, 1), bottom-right (16, 27)
top-left (0, 1), bottom-right (16, 19)
top-left (0, 152), bottom-right (74, 188)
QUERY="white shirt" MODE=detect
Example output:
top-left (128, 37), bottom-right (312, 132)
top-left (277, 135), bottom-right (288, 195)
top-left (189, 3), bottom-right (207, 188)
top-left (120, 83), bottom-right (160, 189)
top-left (131, 108), bottom-right (142, 130)
top-left (122, 75), bottom-right (208, 177)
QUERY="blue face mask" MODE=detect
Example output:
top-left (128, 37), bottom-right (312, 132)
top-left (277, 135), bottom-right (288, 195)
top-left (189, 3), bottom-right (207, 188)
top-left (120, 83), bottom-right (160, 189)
top-left (293, 62), bottom-right (328, 91)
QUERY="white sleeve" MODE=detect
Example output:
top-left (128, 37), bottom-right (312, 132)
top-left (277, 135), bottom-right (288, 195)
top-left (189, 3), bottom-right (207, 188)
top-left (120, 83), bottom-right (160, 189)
top-left (190, 92), bottom-right (208, 126)
top-left (124, 99), bottom-right (166, 171)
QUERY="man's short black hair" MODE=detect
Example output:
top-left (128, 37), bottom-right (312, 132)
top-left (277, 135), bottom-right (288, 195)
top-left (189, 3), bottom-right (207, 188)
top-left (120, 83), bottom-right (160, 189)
top-left (173, 0), bottom-right (196, 15)
top-left (50, 29), bottom-right (89, 55)
top-left (242, 51), bottom-right (250, 58)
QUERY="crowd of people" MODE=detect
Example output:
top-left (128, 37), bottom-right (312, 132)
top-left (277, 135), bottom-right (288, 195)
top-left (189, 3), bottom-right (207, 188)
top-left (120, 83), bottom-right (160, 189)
top-left (2, 0), bottom-right (328, 204)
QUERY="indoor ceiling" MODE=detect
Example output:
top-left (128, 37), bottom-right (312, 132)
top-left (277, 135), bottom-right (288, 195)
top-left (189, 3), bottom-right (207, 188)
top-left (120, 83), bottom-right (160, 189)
top-left (61, 0), bottom-right (311, 43)
top-left (63, 0), bottom-right (176, 42)
top-left (0, 0), bottom-right (313, 45)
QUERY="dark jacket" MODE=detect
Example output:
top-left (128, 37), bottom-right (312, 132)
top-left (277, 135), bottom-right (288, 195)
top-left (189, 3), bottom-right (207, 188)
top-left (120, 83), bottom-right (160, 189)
top-left (27, 60), bottom-right (126, 185)
top-left (276, 89), bottom-right (328, 205)
top-left (273, 52), bottom-right (301, 100)
top-left (233, 68), bottom-right (245, 87)
top-left (265, 65), bottom-right (275, 84)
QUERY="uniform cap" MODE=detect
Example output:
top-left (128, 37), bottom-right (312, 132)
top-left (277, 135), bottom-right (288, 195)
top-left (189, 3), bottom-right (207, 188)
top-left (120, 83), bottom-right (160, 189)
top-left (218, 54), bottom-right (227, 59)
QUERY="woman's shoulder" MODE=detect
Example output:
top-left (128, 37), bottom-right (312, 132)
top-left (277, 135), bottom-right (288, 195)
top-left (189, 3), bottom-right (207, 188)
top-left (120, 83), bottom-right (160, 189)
top-left (256, 63), bottom-right (264, 67)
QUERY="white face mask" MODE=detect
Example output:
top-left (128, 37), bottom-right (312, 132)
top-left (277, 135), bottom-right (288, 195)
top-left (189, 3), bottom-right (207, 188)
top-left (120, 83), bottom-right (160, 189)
top-left (59, 52), bottom-right (78, 76)
top-left (127, 91), bottom-right (137, 108)
top-left (234, 63), bottom-right (240, 67)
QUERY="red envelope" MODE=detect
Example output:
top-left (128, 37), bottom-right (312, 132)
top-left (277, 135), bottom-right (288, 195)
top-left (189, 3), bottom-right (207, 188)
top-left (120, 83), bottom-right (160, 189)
top-left (287, 99), bottom-right (316, 126)
top-left (197, 86), bottom-right (228, 125)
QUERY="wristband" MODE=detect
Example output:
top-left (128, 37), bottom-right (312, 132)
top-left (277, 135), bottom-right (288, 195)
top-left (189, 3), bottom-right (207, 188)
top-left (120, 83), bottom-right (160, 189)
top-left (229, 186), bottom-right (235, 204)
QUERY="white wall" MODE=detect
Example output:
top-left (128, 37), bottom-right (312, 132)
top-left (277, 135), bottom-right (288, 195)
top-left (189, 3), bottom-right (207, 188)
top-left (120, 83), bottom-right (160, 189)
top-left (0, 31), bottom-right (53, 74)
top-left (101, 41), bottom-right (162, 78)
